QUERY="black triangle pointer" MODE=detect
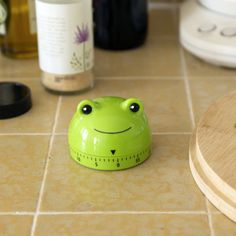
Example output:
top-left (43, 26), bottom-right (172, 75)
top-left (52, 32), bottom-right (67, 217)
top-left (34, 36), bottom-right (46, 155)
top-left (111, 150), bottom-right (116, 155)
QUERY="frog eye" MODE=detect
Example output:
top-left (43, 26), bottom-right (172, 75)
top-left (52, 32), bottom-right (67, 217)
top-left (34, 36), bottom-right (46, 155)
top-left (130, 103), bottom-right (140, 113)
top-left (121, 98), bottom-right (143, 113)
top-left (77, 99), bottom-right (95, 115)
top-left (82, 105), bottom-right (92, 115)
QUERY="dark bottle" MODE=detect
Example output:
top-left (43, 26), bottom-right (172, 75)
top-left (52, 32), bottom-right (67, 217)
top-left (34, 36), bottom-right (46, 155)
top-left (93, 0), bottom-right (148, 50)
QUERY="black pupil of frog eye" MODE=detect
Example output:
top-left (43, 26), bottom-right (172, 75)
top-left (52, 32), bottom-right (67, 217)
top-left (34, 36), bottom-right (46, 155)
top-left (130, 103), bottom-right (140, 112)
top-left (82, 105), bottom-right (92, 114)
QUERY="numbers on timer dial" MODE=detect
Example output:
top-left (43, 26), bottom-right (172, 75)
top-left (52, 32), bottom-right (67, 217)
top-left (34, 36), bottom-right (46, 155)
top-left (73, 148), bottom-right (150, 169)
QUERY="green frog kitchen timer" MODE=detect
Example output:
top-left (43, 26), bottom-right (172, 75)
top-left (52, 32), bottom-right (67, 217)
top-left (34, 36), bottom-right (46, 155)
top-left (68, 96), bottom-right (152, 170)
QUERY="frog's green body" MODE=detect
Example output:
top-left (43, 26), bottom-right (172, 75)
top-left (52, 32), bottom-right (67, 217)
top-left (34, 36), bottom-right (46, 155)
top-left (68, 96), bottom-right (151, 170)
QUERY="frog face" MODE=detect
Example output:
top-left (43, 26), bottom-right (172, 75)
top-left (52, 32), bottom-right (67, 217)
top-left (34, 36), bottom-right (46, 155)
top-left (68, 96), bottom-right (152, 170)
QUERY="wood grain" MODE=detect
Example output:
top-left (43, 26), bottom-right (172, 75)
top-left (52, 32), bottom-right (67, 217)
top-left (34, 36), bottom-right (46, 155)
top-left (190, 91), bottom-right (236, 222)
top-left (190, 131), bottom-right (236, 222)
top-left (196, 91), bottom-right (236, 203)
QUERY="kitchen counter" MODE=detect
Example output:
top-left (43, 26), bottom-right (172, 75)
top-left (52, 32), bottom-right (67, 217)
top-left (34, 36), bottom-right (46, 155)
top-left (1, 2), bottom-right (236, 236)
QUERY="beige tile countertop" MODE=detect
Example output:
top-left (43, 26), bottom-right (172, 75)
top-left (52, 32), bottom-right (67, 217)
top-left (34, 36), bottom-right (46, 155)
top-left (1, 1), bottom-right (236, 236)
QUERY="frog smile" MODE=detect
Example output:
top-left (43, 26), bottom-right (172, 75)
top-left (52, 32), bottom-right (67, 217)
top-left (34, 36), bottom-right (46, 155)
top-left (94, 127), bottom-right (132, 134)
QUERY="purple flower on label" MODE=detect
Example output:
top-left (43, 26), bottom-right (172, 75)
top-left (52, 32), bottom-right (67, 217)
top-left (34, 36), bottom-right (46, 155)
top-left (72, 23), bottom-right (90, 71)
top-left (75, 24), bottom-right (89, 44)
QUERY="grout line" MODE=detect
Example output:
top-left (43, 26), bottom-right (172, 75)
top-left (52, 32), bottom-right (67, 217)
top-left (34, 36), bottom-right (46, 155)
top-left (205, 198), bottom-right (215, 236)
top-left (179, 29), bottom-right (215, 236)
top-left (11, 75), bottom-right (236, 80)
top-left (179, 46), bottom-right (196, 130)
top-left (175, 5), bottom-right (196, 130)
top-left (188, 76), bottom-right (236, 80)
top-left (0, 133), bottom-right (51, 136)
top-left (171, 0), bottom-right (179, 30)
top-left (210, 211), bottom-right (221, 215)
top-left (152, 132), bottom-right (191, 135)
top-left (38, 211), bottom-right (207, 215)
top-left (0, 132), bottom-right (192, 136)
top-left (0, 212), bottom-right (35, 216)
top-left (56, 132), bottom-right (192, 136)
top-left (0, 210), bottom-right (222, 216)
top-left (30, 96), bottom-right (62, 236)
top-left (54, 132), bottom-right (68, 135)
top-left (96, 76), bottom-right (184, 81)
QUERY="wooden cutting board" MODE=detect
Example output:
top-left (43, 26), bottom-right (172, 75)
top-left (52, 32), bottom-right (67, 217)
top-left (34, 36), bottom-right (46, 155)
top-left (190, 91), bottom-right (236, 222)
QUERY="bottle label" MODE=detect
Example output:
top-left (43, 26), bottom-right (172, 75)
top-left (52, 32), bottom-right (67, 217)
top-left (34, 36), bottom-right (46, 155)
top-left (36, 0), bottom-right (94, 75)
top-left (0, 0), bottom-right (7, 35)
top-left (28, 0), bottom-right (37, 34)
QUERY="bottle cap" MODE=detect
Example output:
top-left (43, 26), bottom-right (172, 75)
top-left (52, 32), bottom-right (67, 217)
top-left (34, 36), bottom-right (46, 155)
top-left (0, 82), bottom-right (32, 119)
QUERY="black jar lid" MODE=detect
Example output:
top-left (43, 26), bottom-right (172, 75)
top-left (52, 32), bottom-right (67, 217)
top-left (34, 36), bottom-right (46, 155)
top-left (0, 82), bottom-right (32, 119)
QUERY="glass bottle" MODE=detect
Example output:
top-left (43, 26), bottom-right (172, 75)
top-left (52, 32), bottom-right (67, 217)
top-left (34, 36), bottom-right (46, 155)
top-left (36, 0), bottom-right (94, 94)
top-left (93, 0), bottom-right (148, 50)
top-left (0, 0), bottom-right (37, 59)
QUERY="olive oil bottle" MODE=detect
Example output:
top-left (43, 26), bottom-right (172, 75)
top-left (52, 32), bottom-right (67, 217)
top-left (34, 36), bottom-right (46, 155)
top-left (0, 0), bottom-right (37, 58)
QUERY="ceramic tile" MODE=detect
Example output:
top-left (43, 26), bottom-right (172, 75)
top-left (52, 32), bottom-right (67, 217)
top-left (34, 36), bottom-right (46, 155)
top-left (212, 214), bottom-right (236, 236)
top-left (0, 55), bottom-right (40, 78)
top-left (94, 38), bottom-right (182, 77)
top-left (207, 200), bottom-right (221, 213)
top-left (183, 50), bottom-right (236, 78)
top-left (189, 78), bottom-right (236, 123)
top-left (0, 78), bottom-right (58, 133)
top-left (35, 214), bottom-right (210, 236)
top-left (148, 9), bottom-right (178, 38)
top-left (40, 135), bottom-right (205, 211)
top-left (56, 79), bottom-right (191, 133)
top-left (0, 136), bottom-right (49, 211)
top-left (0, 216), bottom-right (32, 236)
top-left (0, 3), bottom-right (231, 234)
